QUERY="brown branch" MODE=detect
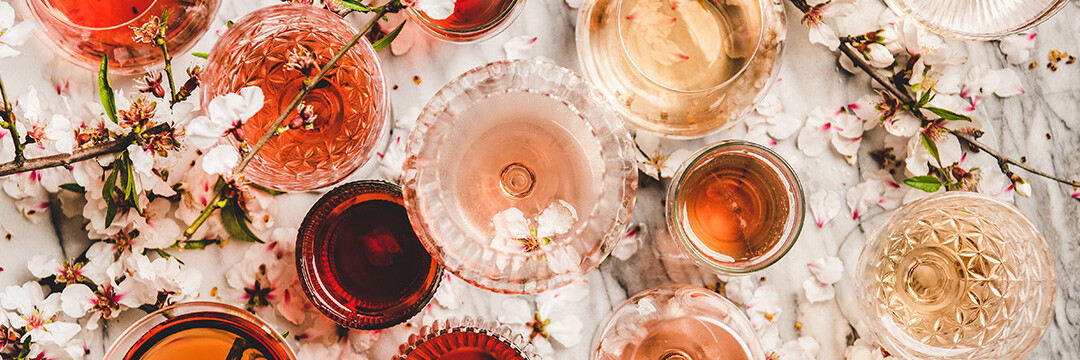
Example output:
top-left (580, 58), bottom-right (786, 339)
top-left (799, 5), bottom-right (1080, 192)
top-left (182, 3), bottom-right (396, 239)
top-left (0, 123), bottom-right (172, 177)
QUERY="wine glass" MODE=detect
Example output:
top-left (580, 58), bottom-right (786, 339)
top-left (394, 317), bottom-right (540, 360)
top-left (593, 284), bottom-right (765, 360)
top-left (855, 191), bottom-right (1057, 359)
top-left (103, 301), bottom-right (296, 360)
top-left (406, 0), bottom-right (527, 42)
top-left (201, 3), bottom-right (388, 192)
top-left (666, 141), bottom-right (804, 274)
top-left (19, 0), bottom-right (220, 74)
top-left (296, 180), bottom-right (443, 330)
top-left (576, 0), bottom-right (786, 138)
top-left (401, 59), bottom-right (638, 294)
top-left (885, 0), bottom-right (1069, 40)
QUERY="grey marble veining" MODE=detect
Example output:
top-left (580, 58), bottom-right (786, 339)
top-left (0, 0), bottom-right (1079, 358)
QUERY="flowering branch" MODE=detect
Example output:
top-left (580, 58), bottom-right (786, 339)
top-left (0, 123), bottom-right (172, 177)
top-left (790, 0), bottom-right (1079, 194)
top-left (181, 1), bottom-right (401, 240)
top-left (0, 73), bottom-right (25, 164)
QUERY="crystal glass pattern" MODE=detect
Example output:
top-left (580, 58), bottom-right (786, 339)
top-left (19, 0), bottom-right (219, 74)
top-left (576, 0), bottom-right (786, 138)
top-left (103, 301), bottom-right (296, 360)
top-left (296, 180), bottom-right (442, 330)
top-left (201, 3), bottom-right (388, 192)
top-left (666, 141), bottom-right (804, 274)
top-left (402, 59), bottom-right (638, 294)
top-left (593, 284), bottom-right (765, 360)
top-left (407, 0), bottom-right (527, 42)
top-left (394, 317), bottom-right (539, 360)
top-left (856, 191), bottom-right (1056, 359)
top-left (885, 0), bottom-right (1069, 40)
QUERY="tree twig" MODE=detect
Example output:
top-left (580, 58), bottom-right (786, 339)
top-left (799, 5), bottom-right (1080, 192)
top-left (0, 73), bottom-right (25, 164)
top-left (182, 3), bottom-right (395, 239)
top-left (0, 123), bottom-right (172, 177)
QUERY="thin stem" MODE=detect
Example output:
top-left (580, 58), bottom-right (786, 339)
top-left (0, 123), bottom-right (172, 177)
top-left (160, 40), bottom-right (179, 105)
top-left (950, 130), bottom-right (1080, 188)
top-left (183, 3), bottom-right (395, 239)
top-left (837, 38), bottom-right (914, 104)
top-left (0, 73), bottom-right (25, 164)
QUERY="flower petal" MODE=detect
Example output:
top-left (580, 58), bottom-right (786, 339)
top-left (59, 283), bottom-right (95, 318)
top-left (536, 200), bottom-right (578, 238)
top-left (807, 256), bottom-right (843, 284)
top-left (802, 277), bottom-right (835, 303)
top-left (201, 145), bottom-right (239, 175)
top-left (808, 190), bottom-right (840, 227)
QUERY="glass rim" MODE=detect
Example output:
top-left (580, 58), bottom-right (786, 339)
top-left (405, 0), bottom-right (527, 42)
top-left (102, 301), bottom-right (296, 360)
top-left (613, 0), bottom-right (768, 94)
top-left (295, 180), bottom-right (443, 330)
top-left (665, 140), bottom-right (805, 274)
top-left (882, 0), bottom-right (1070, 40)
top-left (393, 317), bottom-right (540, 360)
top-left (27, 0), bottom-right (164, 31)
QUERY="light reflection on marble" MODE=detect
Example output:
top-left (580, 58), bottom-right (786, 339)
top-left (0, 0), bottom-right (1078, 358)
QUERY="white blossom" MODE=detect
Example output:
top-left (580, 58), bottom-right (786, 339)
top-left (201, 145), bottom-right (240, 175)
top-left (186, 86), bottom-right (263, 149)
top-left (635, 132), bottom-right (691, 180)
top-left (797, 106), bottom-right (863, 159)
top-left (0, 2), bottom-right (33, 59)
top-left (998, 33), bottom-right (1037, 65)
top-left (0, 283), bottom-right (81, 347)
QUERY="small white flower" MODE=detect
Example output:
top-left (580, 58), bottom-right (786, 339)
top-left (844, 338), bottom-right (891, 360)
top-left (186, 86), bottom-right (263, 149)
top-left (504, 36), bottom-right (537, 60)
top-left (962, 65), bottom-right (1025, 107)
top-left (998, 33), bottom-right (1037, 65)
top-left (863, 43), bottom-right (894, 68)
top-left (745, 285), bottom-right (781, 331)
top-left (127, 144), bottom-right (155, 177)
top-left (201, 145), bottom-right (240, 175)
top-left (0, 282), bottom-right (81, 346)
top-left (808, 190), bottom-right (840, 227)
top-left (883, 110), bottom-right (920, 137)
top-left (490, 200), bottom-right (577, 254)
top-left (0, 2), bottom-right (33, 59)
top-left (846, 169), bottom-right (907, 219)
top-left (635, 132), bottom-right (691, 180)
top-left (611, 223), bottom-right (645, 260)
top-left (803, 256), bottom-right (843, 303)
top-left (797, 106), bottom-right (863, 158)
top-left (905, 133), bottom-right (962, 175)
top-left (776, 337), bottom-right (822, 360)
top-left (409, 0), bottom-right (456, 20)
top-left (59, 284), bottom-right (95, 318)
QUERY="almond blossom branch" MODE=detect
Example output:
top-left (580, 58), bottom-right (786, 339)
top-left (790, 1), bottom-right (1080, 193)
top-left (0, 73), bottom-right (25, 164)
top-left (0, 123), bottom-right (172, 177)
top-left (181, 2), bottom-right (399, 240)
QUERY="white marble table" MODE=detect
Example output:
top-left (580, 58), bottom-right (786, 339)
top-left (1, 0), bottom-right (1078, 359)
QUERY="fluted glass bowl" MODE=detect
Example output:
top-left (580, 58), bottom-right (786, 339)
top-left (886, 0), bottom-right (1069, 40)
top-left (592, 284), bottom-right (765, 360)
top-left (576, 0), bottom-right (786, 138)
top-left (103, 301), bottom-right (295, 360)
top-left (394, 317), bottom-right (539, 360)
top-left (855, 191), bottom-right (1056, 359)
top-left (402, 59), bottom-right (638, 294)
top-left (201, 4), bottom-right (388, 192)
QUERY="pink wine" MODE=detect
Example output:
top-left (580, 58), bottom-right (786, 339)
top-left (201, 4), bottom-right (387, 191)
top-left (436, 91), bottom-right (602, 239)
top-left (629, 317), bottom-right (752, 360)
top-left (28, 0), bottom-right (218, 73)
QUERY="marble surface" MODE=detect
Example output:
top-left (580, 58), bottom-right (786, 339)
top-left (1, 0), bottom-right (1079, 359)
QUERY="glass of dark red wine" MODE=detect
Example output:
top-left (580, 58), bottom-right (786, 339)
top-left (296, 180), bottom-right (442, 330)
top-left (394, 317), bottom-right (539, 360)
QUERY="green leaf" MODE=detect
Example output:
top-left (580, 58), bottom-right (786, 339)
top-left (102, 167), bottom-right (119, 228)
top-left (904, 175), bottom-right (943, 193)
top-left (59, 183), bottom-right (86, 194)
top-left (99, 56), bottom-right (118, 124)
top-left (915, 89), bottom-right (935, 108)
top-left (191, 52), bottom-right (209, 59)
top-left (373, 21), bottom-right (405, 51)
top-left (226, 20), bottom-right (234, 27)
top-left (920, 132), bottom-right (942, 167)
top-left (219, 198), bottom-right (263, 243)
top-left (338, 0), bottom-right (375, 12)
top-left (250, 183), bottom-right (286, 196)
top-left (925, 106), bottom-right (971, 121)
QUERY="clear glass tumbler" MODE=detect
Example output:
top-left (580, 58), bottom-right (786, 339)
top-left (19, 0), bottom-right (219, 74)
top-left (666, 141), bottom-right (804, 274)
top-left (201, 3), bottom-right (388, 192)
top-left (855, 191), bottom-right (1057, 359)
